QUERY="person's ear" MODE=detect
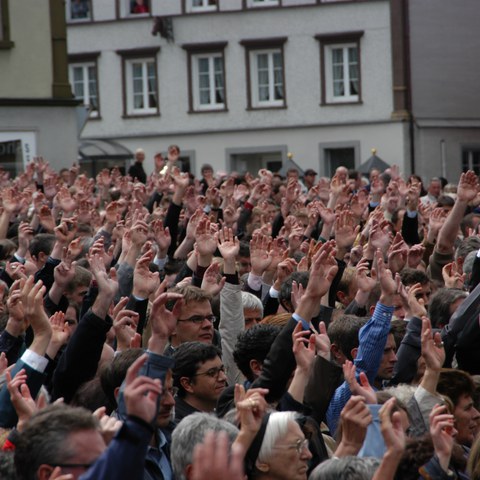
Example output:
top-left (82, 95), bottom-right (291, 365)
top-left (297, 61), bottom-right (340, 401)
top-left (185, 463), bottom-right (194, 480)
top-left (249, 359), bottom-right (262, 378)
top-left (351, 347), bottom-right (358, 360)
top-left (114, 386), bottom-right (120, 401)
top-left (336, 291), bottom-right (346, 304)
top-left (37, 464), bottom-right (55, 480)
top-left (330, 344), bottom-right (341, 361)
top-left (255, 461), bottom-right (270, 473)
top-left (180, 377), bottom-right (194, 394)
top-left (369, 305), bottom-right (376, 316)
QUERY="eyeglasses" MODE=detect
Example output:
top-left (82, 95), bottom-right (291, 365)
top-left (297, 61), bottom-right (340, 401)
top-left (192, 365), bottom-right (226, 379)
top-left (273, 438), bottom-right (309, 455)
top-left (50, 463), bottom-right (93, 470)
top-left (177, 314), bottom-right (216, 325)
top-left (165, 386), bottom-right (179, 397)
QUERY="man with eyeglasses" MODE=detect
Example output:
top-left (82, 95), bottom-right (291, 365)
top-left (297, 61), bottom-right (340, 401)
top-left (172, 342), bottom-right (227, 422)
top-left (164, 285), bottom-right (218, 356)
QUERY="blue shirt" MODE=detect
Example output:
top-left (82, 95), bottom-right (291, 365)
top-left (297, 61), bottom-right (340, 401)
top-left (326, 302), bottom-right (394, 434)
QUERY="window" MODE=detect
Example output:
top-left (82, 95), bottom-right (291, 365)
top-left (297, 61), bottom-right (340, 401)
top-left (193, 54), bottom-right (225, 109)
top-left (127, 59), bottom-right (157, 113)
top-left (185, 0), bottom-right (218, 12)
top-left (316, 31), bottom-right (363, 105)
top-left (246, 0), bottom-right (280, 7)
top-left (0, 0), bottom-right (14, 49)
top-left (66, 0), bottom-right (92, 22)
top-left (118, 0), bottom-right (150, 18)
top-left (241, 38), bottom-right (287, 109)
top-left (462, 147), bottom-right (480, 175)
top-left (183, 42), bottom-right (227, 112)
top-left (69, 61), bottom-right (99, 117)
top-left (117, 48), bottom-right (160, 117)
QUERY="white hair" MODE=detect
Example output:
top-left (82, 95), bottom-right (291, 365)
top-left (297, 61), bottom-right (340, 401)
top-left (257, 411), bottom-right (299, 463)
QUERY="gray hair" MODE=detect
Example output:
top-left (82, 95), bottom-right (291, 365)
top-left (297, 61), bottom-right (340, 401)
top-left (382, 384), bottom-right (416, 406)
top-left (309, 456), bottom-right (380, 480)
top-left (171, 412), bottom-right (239, 480)
top-left (241, 291), bottom-right (263, 317)
top-left (14, 404), bottom-right (99, 480)
top-left (257, 411), bottom-right (299, 463)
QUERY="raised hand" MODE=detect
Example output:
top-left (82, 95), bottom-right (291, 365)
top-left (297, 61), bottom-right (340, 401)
top-left (124, 354), bottom-right (162, 424)
top-left (334, 396), bottom-right (372, 457)
top-left (46, 311), bottom-right (70, 359)
top-left (90, 253), bottom-right (118, 318)
top-left (379, 397), bottom-right (406, 456)
top-left (376, 249), bottom-right (396, 305)
top-left (195, 217), bottom-right (217, 259)
top-left (234, 384), bottom-right (269, 440)
top-left (38, 205), bottom-right (56, 233)
top-left (421, 316), bottom-right (445, 372)
top-left (457, 170), bottom-right (479, 203)
top-left (191, 431), bottom-right (245, 480)
top-left (113, 297), bottom-right (139, 352)
top-left (24, 278), bottom-right (52, 356)
top-left (405, 282), bottom-right (427, 318)
top-left (249, 233), bottom-right (272, 276)
top-left (216, 226), bottom-right (240, 263)
top-left (305, 240), bottom-right (339, 300)
top-left (152, 219), bottom-right (171, 257)
top-left (201, 262), bottom-right (226, 297)
top-left (343, 360), bottom-right (377, 404)
top-left (133, 249), bottom-right (160, 300)
top-left (6, 369), bottom-right (37, 432)
top-left (429, 404), bottom-right (456, 472)
top-left (55, 186), bottom-right (77, 213)
top-left (292, 322), bottom-right (316, 373)
top-left (335, 209), bottom-right (360, 253)
top-left (407, 243), bottom-right (426, 269)
top-left (314, 321), bottom-right (331, 361)
top-left (387, 232), bottom-right (408, 274)
top-left (442, 261), bottom-right (466, 289)
top-left (148, 289), bottom-right (184, 354)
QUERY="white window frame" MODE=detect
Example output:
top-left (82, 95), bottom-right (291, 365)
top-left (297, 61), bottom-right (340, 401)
top-left (192, 53), bottom-right (225, 111)
top-left (247, 0), bottom-right (280, 7)
top-left (69, 62), bottom-right (99, 117)
top-left (250, 49), bottom-right (284, 108)
top-left (65, 0), bottom-right (92, 22)
top-left (324, 42), bottom-right (360, 103)
top-left (186, 0), bottom-right (217, 13)
top-left (119, 0), bottom-right (150, 18)
top-left (125, 57), bottom-right (158, 115)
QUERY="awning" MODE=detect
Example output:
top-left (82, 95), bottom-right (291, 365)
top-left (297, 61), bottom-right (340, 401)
top-left (78, 139), bottom-right (133, 161)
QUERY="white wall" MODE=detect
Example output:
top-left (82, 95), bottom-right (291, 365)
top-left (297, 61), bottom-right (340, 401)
top-left (0, 0), bottom-right (53, 98)
top-left (116, 120), bottom-right (406, 177)
top-left (68, 1), bottom-right (393, 138)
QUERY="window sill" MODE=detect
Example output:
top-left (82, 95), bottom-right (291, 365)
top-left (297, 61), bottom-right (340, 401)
top-left (0, 41), bottom-right (14, 49)
top-left (67, 18), bottom-right (93, 25)
top-left (321, 100), bottom-right (363, 106)
top-left (122, 112), bottom-right (160, 119)
top-left (188, 107), bottom-right (228, 114)
top-left (246, 104), bottom-right (287, 111)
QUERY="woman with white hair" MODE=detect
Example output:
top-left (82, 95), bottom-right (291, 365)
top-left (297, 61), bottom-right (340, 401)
top-left (244, 411), bottom-right (312, 480)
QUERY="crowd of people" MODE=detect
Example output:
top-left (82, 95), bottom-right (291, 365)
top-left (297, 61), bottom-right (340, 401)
top-left (0, 146), bottom-right (479, 479)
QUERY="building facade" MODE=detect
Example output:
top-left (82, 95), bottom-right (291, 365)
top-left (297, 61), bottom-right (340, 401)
top-left (66, 0), bottom-right (480, 182)
top-left (0, 0), bottom-right (79, 174)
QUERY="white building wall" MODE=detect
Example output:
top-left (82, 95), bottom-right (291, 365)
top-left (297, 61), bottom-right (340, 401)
top-left (115, 120), bottom-right (405, 177)
top-left (0, 1), bottom-right (53, 98)
top-left (68, 0), bottom-right (402, 175)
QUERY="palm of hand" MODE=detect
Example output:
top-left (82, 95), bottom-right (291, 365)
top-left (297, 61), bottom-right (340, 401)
top-left (196, 233), bottom-right (216, 255)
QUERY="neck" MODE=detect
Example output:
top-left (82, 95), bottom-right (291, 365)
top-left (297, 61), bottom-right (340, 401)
top-left (184, 394), bottom-right (216, 413)
top-left (373, 377), bottom-right (383, 390)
